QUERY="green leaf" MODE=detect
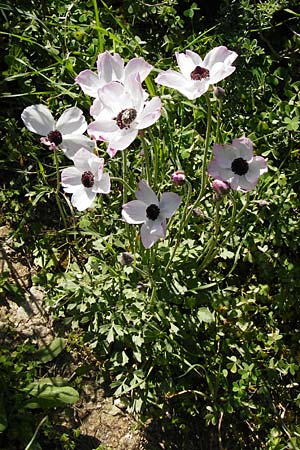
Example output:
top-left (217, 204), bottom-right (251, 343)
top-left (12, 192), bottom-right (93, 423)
top-left (34, 338), bottom-right (65, 363)
top-left (0, 395), bottom-right (7, 432)
top-left (24, 384), bottom-right (79, 408)
top-left (197, 307), bottom-right (214, 323)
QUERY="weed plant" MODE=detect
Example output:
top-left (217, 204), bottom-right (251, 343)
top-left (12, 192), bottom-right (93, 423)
top-left (1, 0), bottom-right (300, 449)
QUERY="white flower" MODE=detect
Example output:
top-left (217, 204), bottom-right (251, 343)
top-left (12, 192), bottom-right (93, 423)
top-left (21, 105), bottom-right (95, 159)
top-left (122, 179), bottom-right (181, 249)
top-left (155, 46), bottom-right (238, 100)
top-left (208, 137), bottom-right (268, 192)
top-left (61, 148), bottom-right (110, 211)
top-left (87, 74), bottom-right (161, 157)
top-left (75, 51), bottom-right (152, 98)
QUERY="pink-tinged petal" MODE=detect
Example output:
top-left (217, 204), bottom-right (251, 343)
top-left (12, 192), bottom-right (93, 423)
top-left (122, 200), bottom-right (147, 224)
top-left (56, 107), bottom-right (87, 135)
top-left (175, 51), bottom-right (198, 79)
top-left (125, 73), bottom-right (144, 113)
top-left (87, 119), bottom-right (118, 140)
top-left (245, 157), bottom-right (268, 183)
top-left (97, 51), bottom-right (124, 84)
top-left (107, 129), bottom-right (138, 151)
top-left (208, 160), bottom-right (233, 181)
top-left (208, 62), bottom-right (236, 84)
top-left (213, 144), bottom-right (238, 168)
top-left (232, 137), bottom-right (253, 161)
top-left (72, 148), bottom-right (94, 171)
top-left (230, 175), bottom-right (257, 192)
top-left (124, 57), bottom-right (152, 83)
top-left (61, 166), bottom-right (82, 189)
top-left (75, 70), bottom-right (102, 97)
top-left (136, 97), bottom-right (161, 129)
top-left (61, 135), bottom-right (95, 159)
top-left (21, 104), bottom-right (54, 135)
top-left (90, 97), bottom-right (104, 119)
top-left (93, 171), bottom-right (111, 194)
top-left (135, 179), bottom-right (158, 205)
top-left (159, 192), bottom-right (181, 219)
top-left (185, 50), bottom-right (203, 66)
top-left (140, 222), bottom-right (161, 249)
top-left (155, 70), bottom-right (202, 99)
top-left (88, 154), bottom-right (104, 175)
top-left (98, 81), bottom-right (128, 114)
top-left (71, 187), bottom-right (96, 211)
top-left (203, 46), bottom-right (238, 70)
top-left (107, 146), bottom-right (118, 158)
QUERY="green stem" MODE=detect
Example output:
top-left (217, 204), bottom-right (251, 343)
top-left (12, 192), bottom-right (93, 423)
top-left (110, 177), bottom-right (135, 195)
top-left (140, 135), bottom-right (151, 183)
top-left (54, 148), bottom-right (67, 229)
top-left (25, 415), bottom-right (48, 450)
top-left (92, 0), bottom-right (104, 53)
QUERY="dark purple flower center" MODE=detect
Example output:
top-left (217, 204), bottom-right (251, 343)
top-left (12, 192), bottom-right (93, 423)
top-left (190, 66), bottom-right (210, 81)
top-left (81, 171), bottom-right (94, 188)
top-left (47, 130), bottom-right (63, 146)
top-left (116, 108), bottom-right (137, 129)
top-left (146, 204), bottom-right (160, 221)
top-left (231, 157), bottom-right (249, 176)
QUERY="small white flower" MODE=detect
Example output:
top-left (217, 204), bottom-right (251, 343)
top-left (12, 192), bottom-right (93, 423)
top-left (75, 51), bottom-right (152, 98)
top-left (61, 148), bottom-right (110, 211)
top-left (21, 104), bottom-right (95, 159)
top-left (155, 46), bottom-right (238, 100)
top-left (88, 74), bottom-right (161, 157)
top-left (122, 179), bottom-right (181, 249)
top-left (208, 137), bottom-right (268, 192)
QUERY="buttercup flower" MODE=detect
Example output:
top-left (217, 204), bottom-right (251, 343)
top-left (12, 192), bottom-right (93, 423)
top-left (61, 148), bottom-right (110, 211)
top-left (155, 46), bottom-right (238, 100)
top-left (208, 137), bottom-right (268, 192)
top-left (88, 74), bottom-right (161, 157)
top-left (75, 51), bottom-right (152, 98)
top-left (122, 179), bottom-right (181, 249)
top-left (21, 105), bottom-right (95, 159)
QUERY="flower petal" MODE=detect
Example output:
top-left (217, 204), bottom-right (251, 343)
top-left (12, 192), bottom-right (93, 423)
top-left (93, 171), bottom-right (111, 194)
top-left (61, 135), bottom-right (95, 159)
top-left (140, 222), bottom-right (161, 248)
top-left (208, 62), bottom-right (236, 84)
top-left (175, 51), bottom-right (199, 79)
top-left (232, 137), bottom-right (253, 161)
top-left (124, 57), bottom-right (152, 83)
top-left (135, 179), bottom-right (159, 205)
top-left (155, 70), bottom-right (206, 100)
top-left (136, 97), bottom-right (161, 129)
top-left (61, 166), bottom-right (82, 190)
top-left (72, 147), bottom-right (95, 171)
top-left (230, 175), bottom-right (257, 192)
top-left (159, 192), bottom-right (181, 219)
top-left (56, 107), bottom-right (87, 135)
top-left (208, 160), bottom-right (234, 181)
top-left (97, 51), bottom-right (124, 84)
top-left (71, 187), bottom-right (96, 211)
top-left (107, 129), bottom-right (138, 153)
top-left (122, 200), bottom-right (147, 224)
top-left (203, 46), bottom-right (238, 70)
top-left (75, 70), bottom-right (102, 97)
top-left (213, 143), bottom-right (238, 168)
top-left (245, 157), bottom-right (268, 183)
top-left (21, 104), bottom-right (54, 136)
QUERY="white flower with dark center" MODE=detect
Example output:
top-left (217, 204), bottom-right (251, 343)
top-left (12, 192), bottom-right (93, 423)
top-left (61, 148), bottom-right (110, 211)
top-left (208, 137), bottom-right (268, 192)
top-left (122, 179), bottom-right (181, 249)
top-left (87, 74), bottom-right (161, 157)
top-left (155, 46), bottom-right (238, 100)
top-left (21, 105), bottom-right (95, 159)
top-left (75, 51), bottom-right (152, 97)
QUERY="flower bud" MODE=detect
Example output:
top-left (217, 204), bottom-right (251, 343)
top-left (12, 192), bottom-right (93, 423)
top-left (171, 170), bottom-right (186, 186)
top-left (213, 86), bottom-right (225, 99)
top-left (212, 179), bottom-right (229, 200)
top-left (120, 252), bottom-right (134, 266)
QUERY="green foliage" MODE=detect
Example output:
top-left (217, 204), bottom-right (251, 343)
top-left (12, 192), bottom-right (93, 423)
top-left (1, 0), bottom-right (300, 448)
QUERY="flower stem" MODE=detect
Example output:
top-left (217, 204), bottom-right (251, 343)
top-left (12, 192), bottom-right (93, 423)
top-left (140, 135), bottom-right (151, 184)
top-left (110, 177), bottom-right (135, 195)
top-left (92, 0), bottom-right (104, 54)
top-left (54, 148), bottom-right (67, 229)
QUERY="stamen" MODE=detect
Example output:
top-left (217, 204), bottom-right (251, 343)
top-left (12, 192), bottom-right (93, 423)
top-left (81, 171), bottom-right (94, 188)
top-left (116, 108), bottom-right (137, 129)
top-left (190, 66), bottom-right (210, 81)
top-left (47, 130), bottom-right (63, 146)
top-left (231, 158), bottom-right (249, 176)
top-left (146, 204), bottom-right (160, 221)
